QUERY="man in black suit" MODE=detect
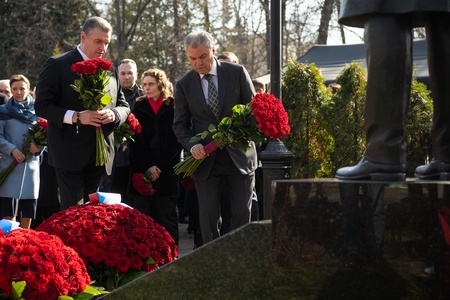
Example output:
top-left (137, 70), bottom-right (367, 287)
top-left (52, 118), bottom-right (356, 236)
top-left (335, 0), bottom-right (450, 181)
top-left (35, 16), bottom-right (130, 210)
top-left (173, 30), bottom-right (257, 244)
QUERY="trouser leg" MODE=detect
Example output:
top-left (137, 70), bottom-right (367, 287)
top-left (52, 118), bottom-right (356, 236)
top-left (425, 13), bottom-right (450, 162)
top-left (363, 14), bottom-right (412, 164)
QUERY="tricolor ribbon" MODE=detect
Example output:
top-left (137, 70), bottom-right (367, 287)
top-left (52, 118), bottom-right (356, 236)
top-left (0, 219), bottom-right (20, 235)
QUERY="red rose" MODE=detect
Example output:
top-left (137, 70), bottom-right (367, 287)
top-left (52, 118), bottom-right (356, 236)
top-left (0, 229), bottom-right (90, 299)
top-left (89, 248), bottom-right (105, 264)
top-left (37, 118), bottom-right (48, 132)
top-left (116, 243), bottom-right (127, 256)
top-left (116, 256), bottom-right (131, 273)
top-left (132, 172), bottom-right (156, 196)
top-left (130, 255), bottom-right (143, 270)
top-left (137, 243), bottom-right (151, 259)
top-left (180, 176), bottom-right (196, 190)
top-left (36, 203), bottom-right (178, 290)
top-left (105, 252), bottom-right (119, 267)
top-left (144, 263), bottom-right (157, 272)
top-left (126, 239), bottom-right (138, 251)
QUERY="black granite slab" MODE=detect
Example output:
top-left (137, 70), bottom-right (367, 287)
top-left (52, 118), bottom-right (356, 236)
top-left (99, 220), bottom-right (272, 300)
top-left (98, 178), bottom-right (450, 299)
top-left (272, 178), bottom-right (450, 299)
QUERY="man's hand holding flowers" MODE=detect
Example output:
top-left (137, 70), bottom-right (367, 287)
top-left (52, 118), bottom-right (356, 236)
top-left (72, 109), bottom-right (116, 127)
top-left (174, 93), bottom-right (291, 177)
top-left (191, 144), bottom-right (207, 160)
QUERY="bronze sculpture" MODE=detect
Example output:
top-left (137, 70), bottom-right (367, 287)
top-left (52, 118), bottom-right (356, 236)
top-left (336, 0), bottom-right (450, 181)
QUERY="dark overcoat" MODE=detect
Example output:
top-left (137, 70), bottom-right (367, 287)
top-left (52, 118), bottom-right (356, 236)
top-left (128, 97), bottom-right (181, 197)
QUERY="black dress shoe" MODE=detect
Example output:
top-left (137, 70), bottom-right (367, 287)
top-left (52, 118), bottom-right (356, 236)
top-left (335, 158), bottom-right (406, 181)
top-left (414, 159), bottom-right (450, 180)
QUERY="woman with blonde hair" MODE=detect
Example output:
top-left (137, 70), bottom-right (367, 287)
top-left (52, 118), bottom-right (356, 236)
top-left (0, 74), bottom-right (42, 229)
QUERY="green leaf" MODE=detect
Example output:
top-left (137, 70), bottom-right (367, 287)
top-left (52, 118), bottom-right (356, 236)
top-left (144, 256), bottom-right (156, 264)
top-left (117, 270), bottom-right (147, 287)
top-left (100, 94), bottom-right (112, 106)
top-left (207, 124), bottom-right (217, 132)
top-left (12, 281), bottom-right (26, 299)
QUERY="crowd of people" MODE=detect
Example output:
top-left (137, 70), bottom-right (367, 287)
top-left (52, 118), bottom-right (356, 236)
top-left (0, 16), bottom-right (268, 248)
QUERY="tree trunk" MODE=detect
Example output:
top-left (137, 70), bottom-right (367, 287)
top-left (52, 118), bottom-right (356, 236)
top-left (169, 0), bottom-right (180, 82)
top-left (259, 0), bottom-right (270, 71)
top-left (317, 0), bottom-right (335, 44)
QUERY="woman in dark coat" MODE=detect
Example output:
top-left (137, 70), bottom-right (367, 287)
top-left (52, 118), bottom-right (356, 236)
top-left (336, 0), bottom-right (450, 181)
top-left (129, 68), bottom-right (182, 245)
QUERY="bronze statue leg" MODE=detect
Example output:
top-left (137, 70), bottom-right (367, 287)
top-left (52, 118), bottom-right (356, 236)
top-left (335, 14), bottom-right (410, 181)
top-left (363, 14), bottom-right (412, 165)
top-left (426, 13), bottom-right (450, 162)
top-left (414, 12), bottom-right (450, 179)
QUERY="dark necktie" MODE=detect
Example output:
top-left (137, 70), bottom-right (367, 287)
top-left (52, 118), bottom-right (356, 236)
top-left (203, 74), bottom-right (220, 118)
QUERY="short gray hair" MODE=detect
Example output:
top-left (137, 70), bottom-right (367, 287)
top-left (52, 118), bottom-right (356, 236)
top-left (184, 30), bottom-right (214, 50)
top-left (82, 16), bottom-right (112, 35)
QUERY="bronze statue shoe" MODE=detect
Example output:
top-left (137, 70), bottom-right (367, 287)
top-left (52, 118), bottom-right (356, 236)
top-left (414, 159), bottom-right (450, 180)
top-left (336, 158), bottom-right (406, 181)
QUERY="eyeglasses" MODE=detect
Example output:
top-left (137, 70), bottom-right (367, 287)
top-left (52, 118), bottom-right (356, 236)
top-left (0, 89), bottom-right (11, 95)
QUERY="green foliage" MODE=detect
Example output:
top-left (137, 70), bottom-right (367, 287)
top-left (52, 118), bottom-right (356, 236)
top-left (0, 281), bottom-right (106, 300)
top-left (282, 59), bottom-right (433, 179)
top-left (106, 0), bottom-right (193, 82)
top-left (0, 0), bottom-right (91, 86)
top-left (191, 103), bottom-right (265, 151)
top-left (325, 62), bottom-right (367, 173)
top-left (282, 58), bottom-right (334, 178)
top-left (405, 79), bottom-right (433, 176)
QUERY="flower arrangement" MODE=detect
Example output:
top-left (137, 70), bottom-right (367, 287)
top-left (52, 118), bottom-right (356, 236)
top-left (174, 93), bottom-right (291, 177)
top-left (0, 118), bottom-right (47, 187)
top-left (70, 58), bottom-right (114, 166)
top-left (113, 113), bottom-right (142, 150)
top-left (180, 176), bottom-right (196, 190)
top-left (0, 228), bottom-right (102, 300)
top-left (36, 203), bottom-right (177, 291)
top-left (132, 171), bottom-right (156, 196)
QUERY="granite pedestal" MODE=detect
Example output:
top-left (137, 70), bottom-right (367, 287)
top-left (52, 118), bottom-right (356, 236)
top-left (100, 178), bottom-right (450, 299)
top-left (272, 178), bottom-right (450, 299)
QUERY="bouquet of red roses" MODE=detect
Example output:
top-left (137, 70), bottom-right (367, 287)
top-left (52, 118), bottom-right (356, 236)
top-left (174, 93), bottom-right (291, 177)
top-left (132, 171), bottom-right (156, 196)
top-left (114, 113), bottom-right (142, 150)
top-left (0, 228), bottom-right (98, 300)
top-left (70, 58), bottom-right (114, 166)
top-left (36, 203), bottom-right (177, 291)
top-left (0, 118), bottom-right (47, 187)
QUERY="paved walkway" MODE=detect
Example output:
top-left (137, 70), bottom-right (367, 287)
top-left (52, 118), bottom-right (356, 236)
top-left (177, 222), bottom-right (195, 257)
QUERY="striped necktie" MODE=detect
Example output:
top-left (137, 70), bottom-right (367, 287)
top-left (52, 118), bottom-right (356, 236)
top-left (203, 74), bottom-right (220, 118)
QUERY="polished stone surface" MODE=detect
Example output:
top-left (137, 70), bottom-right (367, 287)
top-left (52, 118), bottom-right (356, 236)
top-left (99, 221), bottom-right (272, 300)
top-left (272, 178), bottom-right (450, 299)
top-left (99, 178), bottom-right (450, 299)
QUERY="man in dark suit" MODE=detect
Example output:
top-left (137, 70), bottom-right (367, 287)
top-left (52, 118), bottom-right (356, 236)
top-left (35, 16), bottom-right (130, 210)
top-left (335, 1), bottom-right (450, 181)
top-left (173, 30), bottom-right (257, 244)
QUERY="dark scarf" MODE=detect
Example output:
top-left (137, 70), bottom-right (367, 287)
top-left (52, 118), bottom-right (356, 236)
top-left (0, 94), bottom-right (38, 124)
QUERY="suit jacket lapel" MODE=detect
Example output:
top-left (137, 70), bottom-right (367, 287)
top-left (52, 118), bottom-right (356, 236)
top-left (217, 61), bottom-right (229, 118)
top-left (188, 71), bottom-right (212, 114)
